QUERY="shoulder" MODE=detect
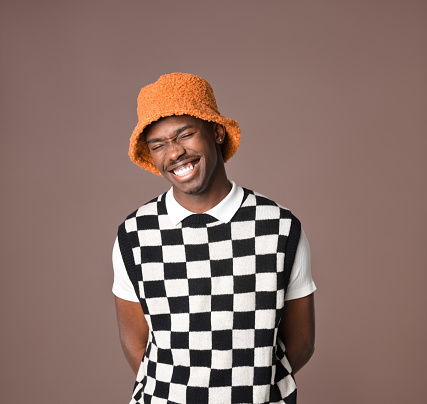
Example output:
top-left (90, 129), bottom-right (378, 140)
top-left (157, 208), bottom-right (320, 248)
top-left (241, 188), bottom-right (295, 219)
top-left (118, 192), bottom-right (167, 231)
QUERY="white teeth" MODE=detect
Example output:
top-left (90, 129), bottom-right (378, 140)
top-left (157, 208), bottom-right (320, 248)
top-left (173, 163), bottom-right (194, 177)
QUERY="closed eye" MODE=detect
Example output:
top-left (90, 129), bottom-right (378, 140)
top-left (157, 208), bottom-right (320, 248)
top-left (180, 132), bottom-right (194, 140)
top-left (150, 144), bottom-right (164, 151)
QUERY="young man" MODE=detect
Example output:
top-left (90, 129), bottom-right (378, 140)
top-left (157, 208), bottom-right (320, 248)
top-left (113, 73), bottom-right (316, 404)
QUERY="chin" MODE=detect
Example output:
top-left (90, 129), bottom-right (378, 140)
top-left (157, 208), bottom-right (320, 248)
top-left (185, 188), bottom-right (203, 195)
top-left (178, 182), bottom-right (205, 195)
top-left (169, 171), bottom-right (208, 196)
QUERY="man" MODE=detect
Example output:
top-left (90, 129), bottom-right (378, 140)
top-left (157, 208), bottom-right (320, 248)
top-left (113, 73), bottom-right (316, 404)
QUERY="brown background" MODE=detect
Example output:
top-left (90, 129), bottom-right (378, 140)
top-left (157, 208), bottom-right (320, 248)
top-left (1, 1), bottom-right (426, 403)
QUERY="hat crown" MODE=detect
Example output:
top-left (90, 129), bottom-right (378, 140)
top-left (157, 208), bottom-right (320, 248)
top-left (137, 73), bottom-right (220, 119)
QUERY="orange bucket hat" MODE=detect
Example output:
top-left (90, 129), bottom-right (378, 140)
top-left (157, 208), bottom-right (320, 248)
top-left (129, 73), bottom-right (241, 175)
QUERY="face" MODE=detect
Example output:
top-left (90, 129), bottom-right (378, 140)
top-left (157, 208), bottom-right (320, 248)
top-left (144, 115), bottom-right (226, 198)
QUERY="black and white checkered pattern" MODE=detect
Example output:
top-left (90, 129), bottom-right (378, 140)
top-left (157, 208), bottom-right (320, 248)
top-left (118, 189), bottom-right (299, 404)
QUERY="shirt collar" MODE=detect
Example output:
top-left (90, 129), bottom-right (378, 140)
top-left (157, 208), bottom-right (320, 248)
top-left (165, 180), bottom-right (244, 226)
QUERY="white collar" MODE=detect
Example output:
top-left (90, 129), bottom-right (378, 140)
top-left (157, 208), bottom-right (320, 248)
top-left (165, 180), bottom-right (244, 226)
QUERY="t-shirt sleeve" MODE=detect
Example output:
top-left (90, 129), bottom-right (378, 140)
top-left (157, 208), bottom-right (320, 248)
top-left (284, 228), bottom-right (316, 301)
top-left (112, 236), bottom-right (139, 302)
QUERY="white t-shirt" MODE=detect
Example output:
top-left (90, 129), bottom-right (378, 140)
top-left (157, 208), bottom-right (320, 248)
top-left (112, 182), bottom-right (316, 302)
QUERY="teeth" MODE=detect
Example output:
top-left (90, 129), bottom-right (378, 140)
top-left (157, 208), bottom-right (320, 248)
top-left (173, 163), bottom-right (194, 177)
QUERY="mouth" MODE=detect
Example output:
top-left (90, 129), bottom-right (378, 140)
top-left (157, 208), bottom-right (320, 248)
top-left (167, 159), bottom-right (200, 178)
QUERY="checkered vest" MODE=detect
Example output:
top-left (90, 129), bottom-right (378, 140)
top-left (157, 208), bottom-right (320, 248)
top-left (118, 188), bottom-right (301, 404)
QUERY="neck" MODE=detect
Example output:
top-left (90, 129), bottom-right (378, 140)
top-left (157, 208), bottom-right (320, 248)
top-left (173, 176), bottom-right (231, 214)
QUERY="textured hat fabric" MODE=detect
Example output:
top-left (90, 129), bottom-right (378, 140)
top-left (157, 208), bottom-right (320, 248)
top-left (129, 73), bottom-right (241, 175)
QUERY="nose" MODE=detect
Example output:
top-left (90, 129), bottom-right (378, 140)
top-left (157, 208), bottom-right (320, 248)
top-left (165, 141), bottom-right (186, 163)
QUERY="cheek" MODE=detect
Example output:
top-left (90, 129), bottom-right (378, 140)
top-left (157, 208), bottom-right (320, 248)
top-left (204, 144), bottom-right (219, 166)
top-left (150, 152), bottom-right (164, 170)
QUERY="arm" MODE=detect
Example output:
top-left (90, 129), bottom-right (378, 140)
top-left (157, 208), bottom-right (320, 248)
top-left (115, 296), bottom-right (149, 375)
top-left (278, 293), bottom-right (315, 374)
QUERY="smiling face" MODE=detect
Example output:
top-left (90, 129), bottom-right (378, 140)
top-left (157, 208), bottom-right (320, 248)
top-left (144, 115), bottom-right (229, 209)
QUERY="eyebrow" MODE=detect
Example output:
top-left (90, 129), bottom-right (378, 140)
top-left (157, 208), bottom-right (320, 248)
top-left (146, 124), bottom-right (196, 144)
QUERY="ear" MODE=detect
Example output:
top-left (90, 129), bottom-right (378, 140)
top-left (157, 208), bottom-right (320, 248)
top-left (213, 123), bottom-right (226, 145)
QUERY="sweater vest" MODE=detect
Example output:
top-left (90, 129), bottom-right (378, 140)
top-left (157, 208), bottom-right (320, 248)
top-left (118, 188), bottom-right (301, 404)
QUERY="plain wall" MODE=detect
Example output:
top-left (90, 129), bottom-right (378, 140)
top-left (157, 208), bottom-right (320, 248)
top-left (1, 1), bottom-right (426, 403)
